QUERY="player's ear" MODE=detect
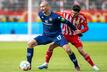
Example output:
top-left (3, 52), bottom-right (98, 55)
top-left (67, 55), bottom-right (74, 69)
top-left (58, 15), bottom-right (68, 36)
top-left (48, 6), bottom-right (51, 9)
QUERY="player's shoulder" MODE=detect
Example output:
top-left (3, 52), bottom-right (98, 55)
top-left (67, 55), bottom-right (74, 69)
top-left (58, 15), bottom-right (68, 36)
top-left (79, 13), bottom-right (86, 20)
top-left (55, 10), bottom-right (72, 18)
top-left (38, 11), bottom-right (43, 16)
top-left (52, 11), bottom-right (62, 18)
top-left (62, 10), bottom-right (72, 17)
top-left (55, 11), bottom-right (63, 16)
top-left (63, 10), bottom-right (72, 14)
top-left (79, 13), bottom-right (86, 17)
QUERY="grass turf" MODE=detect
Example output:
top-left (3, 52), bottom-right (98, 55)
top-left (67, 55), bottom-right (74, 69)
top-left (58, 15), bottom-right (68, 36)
top-left (0, 42), bottom-right (107, 72)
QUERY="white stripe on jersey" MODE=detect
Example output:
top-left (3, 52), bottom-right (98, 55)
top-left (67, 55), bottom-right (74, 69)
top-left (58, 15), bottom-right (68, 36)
top-left (62, 12), bottom-right (73, 35)
top-left (62, 12), bottom-right (86, 35)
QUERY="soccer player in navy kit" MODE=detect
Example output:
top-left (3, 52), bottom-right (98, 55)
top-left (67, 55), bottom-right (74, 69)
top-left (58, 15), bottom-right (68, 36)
top-left (26, 1), bottom-right (80, 71)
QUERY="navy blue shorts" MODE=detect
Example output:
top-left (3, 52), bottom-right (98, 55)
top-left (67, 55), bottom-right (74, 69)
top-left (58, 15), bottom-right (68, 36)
top-left (34, 34), bottom-right (68, 47)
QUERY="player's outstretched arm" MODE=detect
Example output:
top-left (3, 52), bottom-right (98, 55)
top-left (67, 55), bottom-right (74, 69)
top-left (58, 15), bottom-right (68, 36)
top-left (58, 16), bottom-right (77, 31)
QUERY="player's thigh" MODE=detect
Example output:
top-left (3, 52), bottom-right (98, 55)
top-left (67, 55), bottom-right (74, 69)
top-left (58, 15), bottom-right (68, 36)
top-left (34, 35), bottom-right (52, 45)
top-left (64, 35), bottom-right (83, 48)
top-left (48, 42), bottom-right (58, 51)
top-left (70, 36), bottom-right (83, 48)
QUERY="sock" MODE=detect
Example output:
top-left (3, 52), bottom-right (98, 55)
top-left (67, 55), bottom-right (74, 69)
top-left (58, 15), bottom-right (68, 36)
top-left (84, 54), bottom-right (94, 66)
top-left (45, 50), bottom-right (53, 63)
top-left (69, 53), bottom-right (79, 67)
top-left (27, 48), bottom-right (34, 64)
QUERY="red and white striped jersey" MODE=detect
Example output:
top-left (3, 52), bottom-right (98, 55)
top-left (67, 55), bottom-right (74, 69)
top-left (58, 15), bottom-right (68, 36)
top-left (56, 10), bottom-right (88, 35)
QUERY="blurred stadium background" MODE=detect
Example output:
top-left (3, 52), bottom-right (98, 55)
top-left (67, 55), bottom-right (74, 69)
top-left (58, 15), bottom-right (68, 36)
top-left (0, 0), bottom-right (107, 41)
top-left (0, 0), bottom-right (107, 72)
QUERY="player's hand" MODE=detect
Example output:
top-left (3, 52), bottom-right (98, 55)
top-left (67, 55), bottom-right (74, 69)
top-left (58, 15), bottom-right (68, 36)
top-left (73, 30), bottom-right (81, 35)
top-left (78, 33), bottom-right (83, 37)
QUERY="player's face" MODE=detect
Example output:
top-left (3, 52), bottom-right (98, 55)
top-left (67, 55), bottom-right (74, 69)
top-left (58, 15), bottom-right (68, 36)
top-left (40, 2), bottom-right (48, 13)
top-left (72, 10), bottom-right (79, 17)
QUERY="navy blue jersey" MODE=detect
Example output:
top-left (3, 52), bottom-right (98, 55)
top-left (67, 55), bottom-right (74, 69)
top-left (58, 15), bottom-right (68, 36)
top-left (39, 11), bottom-right (76, 37)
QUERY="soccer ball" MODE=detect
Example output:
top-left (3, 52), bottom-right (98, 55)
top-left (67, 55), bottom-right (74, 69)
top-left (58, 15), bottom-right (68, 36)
top-left (19, 61), bottom-right (30, 71)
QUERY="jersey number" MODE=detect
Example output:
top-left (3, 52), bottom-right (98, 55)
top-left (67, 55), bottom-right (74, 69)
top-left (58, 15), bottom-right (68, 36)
top-left (57, 35), bottom-right (62, 40)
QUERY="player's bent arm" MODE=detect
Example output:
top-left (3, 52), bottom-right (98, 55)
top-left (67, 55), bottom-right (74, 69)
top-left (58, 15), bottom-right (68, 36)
top-left (65, 20), bottom-right (77, 31)
top-left (80, 22), bottom-right (88, 33)
top-left (58, 16), bottom-right (77, 31)
top-left (80, 15), bottom-right (89, 33)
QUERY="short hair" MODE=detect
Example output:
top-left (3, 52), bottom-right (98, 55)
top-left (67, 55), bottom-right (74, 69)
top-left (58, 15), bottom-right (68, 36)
top-left (72, 5), bottom-right (81, 12)
top-left (40, 0), bottom-right (48, 6)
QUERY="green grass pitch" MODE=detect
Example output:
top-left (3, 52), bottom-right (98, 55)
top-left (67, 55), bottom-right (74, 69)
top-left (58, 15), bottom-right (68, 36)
top-left (0, 42), bottom-right (107, 72)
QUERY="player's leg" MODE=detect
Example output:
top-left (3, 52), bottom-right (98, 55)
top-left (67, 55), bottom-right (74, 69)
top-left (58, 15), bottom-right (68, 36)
top-left (77, 47), bottom-right (99, 71)
top-left (63, 35), bottom-right (80, 71)
top-left (62, 44), bottom-right (80, 71)
top-left (71, 35), bottom-right (99, 71)
top-left (45, 43), bottom-right (58, 64)
top-left (27, 39), bottom-right (37, 64)
top-left (27, 39), bottom-right (37, 70)
top-left (27, 35), bottom-right (52, 70)
top-left (38, 34), bottom-right (80, 71)
top-left (55, 34), bottom-right (80, 71)
top-left (38, 43), bottom-right (58, 69)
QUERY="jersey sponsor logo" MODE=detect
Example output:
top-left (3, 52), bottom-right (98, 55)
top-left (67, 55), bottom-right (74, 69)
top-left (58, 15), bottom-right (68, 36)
top-left (43, 22), bottom-right (52, 26)
top-left (43, 20), bottom-right (52, 26)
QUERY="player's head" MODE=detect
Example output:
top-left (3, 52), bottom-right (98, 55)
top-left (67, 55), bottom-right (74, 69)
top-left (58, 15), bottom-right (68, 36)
top-left (72, 5), bottom-right (81, 12)
top-left (72, 5), bottom-right (81, 16)
top-left (40, 1), bottom-right (49, 13)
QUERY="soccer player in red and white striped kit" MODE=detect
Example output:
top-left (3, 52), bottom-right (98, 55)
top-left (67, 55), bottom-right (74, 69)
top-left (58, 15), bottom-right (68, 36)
top-left (38, 4), bottom-right (99, 71)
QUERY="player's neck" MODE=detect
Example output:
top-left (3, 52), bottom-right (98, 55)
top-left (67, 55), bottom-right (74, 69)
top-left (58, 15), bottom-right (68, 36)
top-left (73, 13), bottom-right (79, 18)
top-left (44, 10), bottom-right (51, 16)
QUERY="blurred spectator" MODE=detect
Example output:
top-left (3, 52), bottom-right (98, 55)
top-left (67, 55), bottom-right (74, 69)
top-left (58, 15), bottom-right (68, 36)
top-left (89, 2), bottom-right (96, 10)
top-left (1, 0), bottom-right (26, 11)
top-left (0, 0), bottom-right (107, 22)
top-left (5, 16), bottom-right (11, 22)
top-left (11, 29), bottom-right (15, 34)
top-left (0, 0), bottom-right (4, 10)
top-left (2, 0), bottom-right (10, 10)
top-left (102, 0), bottom-right (107, 10)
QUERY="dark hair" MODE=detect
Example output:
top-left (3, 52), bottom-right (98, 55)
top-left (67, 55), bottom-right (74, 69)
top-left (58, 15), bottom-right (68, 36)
top-left (72, 5), bottom-right (81, 12)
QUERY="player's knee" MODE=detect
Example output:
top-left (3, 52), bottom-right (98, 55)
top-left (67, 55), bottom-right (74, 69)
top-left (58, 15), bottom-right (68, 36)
top-left (63, 44), bottom-right (72, 54)
top-left (65, 48), bottom-right (72, 54)
top-left (27, 40), bottom-right (37, 48)
top-left (27, 42), bottom-right (34, 48)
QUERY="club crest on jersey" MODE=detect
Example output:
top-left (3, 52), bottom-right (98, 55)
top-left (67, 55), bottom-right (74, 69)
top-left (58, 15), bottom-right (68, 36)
top-left (73, 18), bottom-right (80, 25)
top-left (49, 18), bottom-right (52, 22)
top-left (45, 20), bottom-right (48, 23)
top-left (75, 20), bottom-right (79, 25)
top-left (41, 16), bottom-right (44, 19)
